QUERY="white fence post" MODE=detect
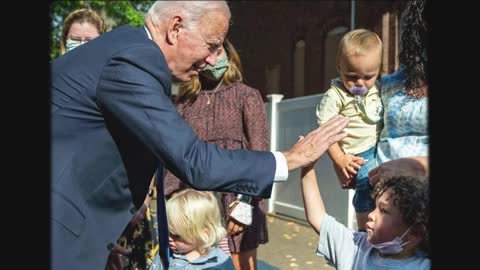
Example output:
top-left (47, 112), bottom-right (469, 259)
top-left (266, 94), bottom-right (284, 213)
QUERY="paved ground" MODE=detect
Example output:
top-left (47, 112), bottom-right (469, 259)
top-left (257, 214), bottom-right (334, 270)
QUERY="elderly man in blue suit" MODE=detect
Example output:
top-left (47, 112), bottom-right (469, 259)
top-left (50, 1), bottom-right (349, 269)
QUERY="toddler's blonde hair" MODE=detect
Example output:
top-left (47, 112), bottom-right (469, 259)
top-left (336, 28), bottom-right (383, 71)
top-left (167, 189), bottom-right (226, 254)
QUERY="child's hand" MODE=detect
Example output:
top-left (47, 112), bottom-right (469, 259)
top-left (226, 218), bottom-right (246, 235)
top-left (334, 154), bottom-right (365, 189)
top-left (336, 154), bottom-right (364, 177)
top-left (227, 200), bottom-right (248, 235)
top-left (333, 163), bottom-right (355, 189)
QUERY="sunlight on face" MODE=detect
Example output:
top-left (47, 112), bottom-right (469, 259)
top-left (338, 48), bottom-right (381, 92)
top-left (365, 189), bottom-right (409, 244)
top-left (169, 235), bottom-right (196, 255)
top-left (170, 11), bottom-right (229, 83)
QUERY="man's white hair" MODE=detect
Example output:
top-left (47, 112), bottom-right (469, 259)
top-left (145, 1), bottom-right (231, 31)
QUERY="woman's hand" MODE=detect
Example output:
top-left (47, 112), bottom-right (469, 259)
top-left (369, 157), bottom-right (428, 186)
top-left (226, 217), bottom-right (246, 235)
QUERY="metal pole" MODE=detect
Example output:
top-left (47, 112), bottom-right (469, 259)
top-left (351, 0), bottom-right (355, 30)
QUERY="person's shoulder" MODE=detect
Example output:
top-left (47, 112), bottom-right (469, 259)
top-left (352, 231), bottom-right (371, 250)
top-left (380, 69), bottom-right (403, 82)
top-left (392, 254), bottom-right (431, 270)
top-left (103, 25), bottom-right (144, 39)
top-left (330, 77), bottom-right (344, 89)
top-left (101, 25), bottom-right (155, 50)
top-left (321, 213), bottom-right (343, 231)
top-left (101, 25), bottom-right (166, 65)
top-left (414, 256), bottom-right (431, 269)
top-left (229, 82), bottom-right (260, 94)
top-left (202, 247), bottom-right (235, 270)
top-left (229, 82), bottom-right (265, 102)
top-left (321, 81), bottom-right (347, 104)
top-left (380, 68), bottom-right (405, 90)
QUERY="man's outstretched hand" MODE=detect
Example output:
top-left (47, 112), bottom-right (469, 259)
top-left (283, 115), bottom-right (349, 171)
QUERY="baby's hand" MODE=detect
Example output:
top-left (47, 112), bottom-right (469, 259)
top-left (333, 163), bottom-right (355, 189)
top-left (333, 154), bottom-right (365, 189)
top-left (351, 155), bottom-right (366, 167)
top-left (336, 154), bottom-right (363, 178)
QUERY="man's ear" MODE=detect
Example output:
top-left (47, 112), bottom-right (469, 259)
top-left (166, 15), bottom-right (183, 45)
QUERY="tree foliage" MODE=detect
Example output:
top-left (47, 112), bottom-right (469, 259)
top-left (50, 0), bottom-right (154, 60)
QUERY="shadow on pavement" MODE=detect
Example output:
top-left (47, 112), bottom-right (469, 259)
top-left (258, 260), bottom-right (281, 270)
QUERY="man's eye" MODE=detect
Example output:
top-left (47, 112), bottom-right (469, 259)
top-left (208, 44), bottom-right (220, 52)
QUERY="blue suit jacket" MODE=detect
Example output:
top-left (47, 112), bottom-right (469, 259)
top-left (50, 25), bottom-right (276, 270)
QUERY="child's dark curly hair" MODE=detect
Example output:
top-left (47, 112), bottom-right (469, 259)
top-left (399, 0), bottom-right (428, 97)
top-left (372, 175), bottom-right (430, 255)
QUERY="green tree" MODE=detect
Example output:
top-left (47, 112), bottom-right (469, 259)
top-left (50, 0), bottom-right (154, 60)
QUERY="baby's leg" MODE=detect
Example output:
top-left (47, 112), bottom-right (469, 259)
top-left (352, 147), bottom-right (377, 230)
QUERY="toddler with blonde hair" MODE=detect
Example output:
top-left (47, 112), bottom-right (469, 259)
top-left (150, 189), bottom-right (234, 269)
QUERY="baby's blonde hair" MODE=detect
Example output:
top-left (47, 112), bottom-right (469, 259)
top-left (336, 28), bottom-right (383, 71)
top-left (167, 189), bottom-right (226, 254)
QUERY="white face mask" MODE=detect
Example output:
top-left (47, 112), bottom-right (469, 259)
top-left (65, 38), bottom-right (86, 53)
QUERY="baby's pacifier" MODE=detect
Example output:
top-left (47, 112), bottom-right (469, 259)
top-left (349, 85), bottom-right (368, 96)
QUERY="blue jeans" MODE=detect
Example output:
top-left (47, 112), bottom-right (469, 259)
top-left (352, 146), bottom-right (377, 213)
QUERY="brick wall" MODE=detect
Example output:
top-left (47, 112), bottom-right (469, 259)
top-left (227, 0), bottom-right (402, 100)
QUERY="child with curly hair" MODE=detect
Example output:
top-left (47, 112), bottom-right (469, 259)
top-left (301, 163), bottom-right (430, 270)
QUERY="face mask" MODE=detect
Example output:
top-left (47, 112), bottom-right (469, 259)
top-left (369, 226), bottom-right (412, 255)
top-left (65, 38), bottom-right (86, 53)
top-left (200, 56), bottom-right (229, 81)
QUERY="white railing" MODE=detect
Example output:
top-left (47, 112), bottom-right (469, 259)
top-left (266, 94), bottom-right (356, 230)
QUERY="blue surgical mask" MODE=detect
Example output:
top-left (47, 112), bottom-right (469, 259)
top-left (65, 38), bottom-right (86, 53)
top-left (200, 56), bottom-right (229, 81)
top-left (369, 226), bottom-right (412, 255)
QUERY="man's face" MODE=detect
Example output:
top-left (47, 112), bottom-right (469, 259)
top-left (171, 11), bottom-right (229, 82)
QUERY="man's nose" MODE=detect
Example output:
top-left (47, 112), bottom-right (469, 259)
top-left (205, 52), bottom-right (217, 66)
